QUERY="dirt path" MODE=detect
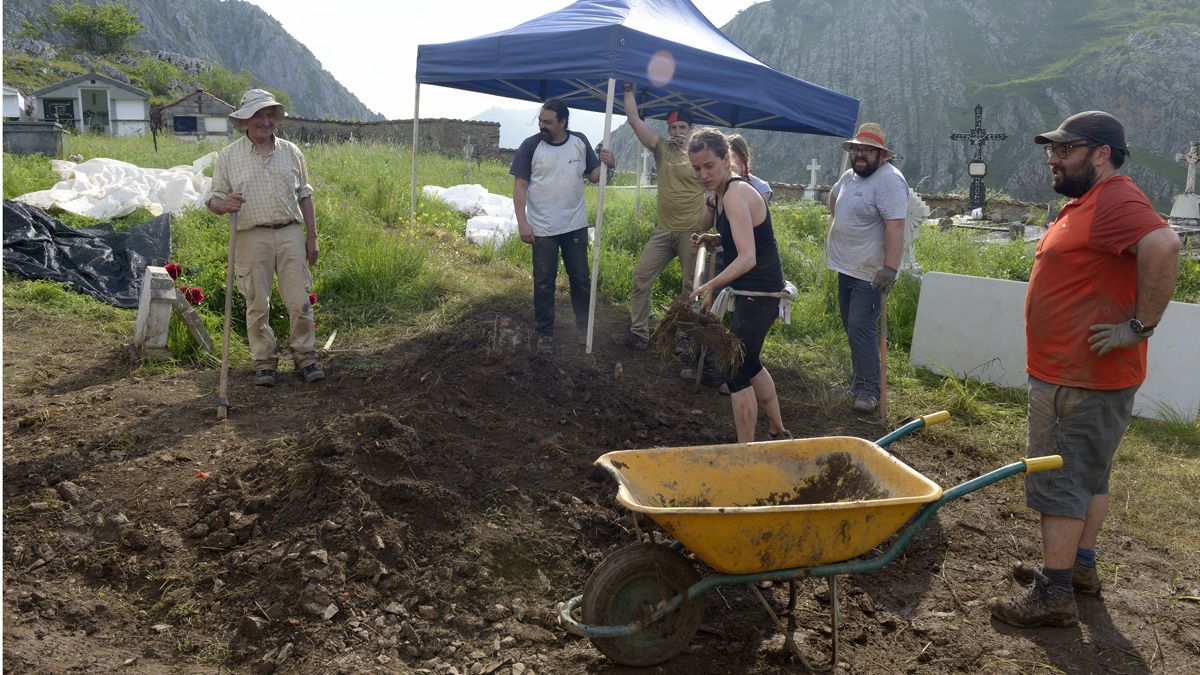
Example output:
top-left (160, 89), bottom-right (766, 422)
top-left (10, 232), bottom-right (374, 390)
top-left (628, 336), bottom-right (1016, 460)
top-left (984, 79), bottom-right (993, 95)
top-left (4, 294), bottom-right (1198, 673)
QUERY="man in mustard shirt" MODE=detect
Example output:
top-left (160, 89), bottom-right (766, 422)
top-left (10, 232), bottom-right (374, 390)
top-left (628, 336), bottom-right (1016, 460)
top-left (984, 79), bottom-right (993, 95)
top-left (612, 82), bottom-right (706, 350)
top-left (206, 89), bottom-right (323, 388)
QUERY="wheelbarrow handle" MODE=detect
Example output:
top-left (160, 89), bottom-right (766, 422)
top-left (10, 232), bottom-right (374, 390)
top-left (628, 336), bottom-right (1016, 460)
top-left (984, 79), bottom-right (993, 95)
top-left (1023, 455), bottom-right (1064, 473)
top-left (875, 410), bottom-right (950, 447)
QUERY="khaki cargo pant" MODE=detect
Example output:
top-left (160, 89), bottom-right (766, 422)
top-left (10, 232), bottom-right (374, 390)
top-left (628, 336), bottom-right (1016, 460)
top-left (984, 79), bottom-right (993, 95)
top-left (234, 224), bottom-right (317, 371)
top-left (629, 227), bottom-right (703, 339)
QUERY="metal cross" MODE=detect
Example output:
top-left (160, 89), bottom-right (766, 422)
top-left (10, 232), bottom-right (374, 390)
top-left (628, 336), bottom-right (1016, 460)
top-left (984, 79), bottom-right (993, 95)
top-left (950, 104), bottom-right (1007, 213)
top-left (1177, 140), bottom-right (1199, 194)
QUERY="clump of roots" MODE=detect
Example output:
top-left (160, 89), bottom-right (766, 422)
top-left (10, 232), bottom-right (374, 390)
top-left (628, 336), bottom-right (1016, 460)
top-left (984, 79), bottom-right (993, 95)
top-left (652, 295), bottom-right (744, 372)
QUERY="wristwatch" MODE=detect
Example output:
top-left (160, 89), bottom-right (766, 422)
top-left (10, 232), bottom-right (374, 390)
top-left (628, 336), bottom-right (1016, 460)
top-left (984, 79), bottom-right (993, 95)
top-left (1129, 317), bottom-right (1157, 335)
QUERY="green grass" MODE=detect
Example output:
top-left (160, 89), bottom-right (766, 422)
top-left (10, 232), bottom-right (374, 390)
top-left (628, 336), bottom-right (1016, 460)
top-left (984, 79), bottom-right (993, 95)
top-left (4, 135), bottom-right (1198, 538)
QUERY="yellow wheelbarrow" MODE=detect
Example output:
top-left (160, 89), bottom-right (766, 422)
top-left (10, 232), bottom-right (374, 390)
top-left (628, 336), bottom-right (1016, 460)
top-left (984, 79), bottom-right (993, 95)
top-left (560, 412), bottom-right (1062, 669)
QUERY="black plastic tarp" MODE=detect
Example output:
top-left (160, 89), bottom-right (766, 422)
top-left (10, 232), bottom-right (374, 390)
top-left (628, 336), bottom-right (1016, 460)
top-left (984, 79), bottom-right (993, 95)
top-left (3, 200), bottom-right (172, 308)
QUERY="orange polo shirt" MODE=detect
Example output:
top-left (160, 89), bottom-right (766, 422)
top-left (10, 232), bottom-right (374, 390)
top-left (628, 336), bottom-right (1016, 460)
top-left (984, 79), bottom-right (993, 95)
top-left (1025, 175), bottom-right (1167, 390)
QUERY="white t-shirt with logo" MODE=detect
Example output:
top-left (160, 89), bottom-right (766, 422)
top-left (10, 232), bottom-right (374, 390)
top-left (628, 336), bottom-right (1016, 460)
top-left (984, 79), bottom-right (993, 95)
top-left (509, 131), bottom-right (600, 237)
top-left (827, 162), bottom-right (909, 281)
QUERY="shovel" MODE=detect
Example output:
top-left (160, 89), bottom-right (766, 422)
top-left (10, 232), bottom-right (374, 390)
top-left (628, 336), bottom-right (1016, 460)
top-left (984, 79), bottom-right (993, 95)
top-left (879, 289), bottom-right (889, 425)
top-left (217, 212), bottom-right (237, 420)
top-left (691, 242), bottom-right (717, 386)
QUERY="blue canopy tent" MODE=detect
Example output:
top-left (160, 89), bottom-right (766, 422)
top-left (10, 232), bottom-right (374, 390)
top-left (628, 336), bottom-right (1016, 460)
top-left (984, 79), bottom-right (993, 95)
top-left (413, 0), bottom-right (859, 350)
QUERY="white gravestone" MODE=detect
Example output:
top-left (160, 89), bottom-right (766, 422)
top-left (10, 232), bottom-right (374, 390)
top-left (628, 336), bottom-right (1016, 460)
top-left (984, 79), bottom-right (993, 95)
top-left (910, 272), bottom-right (1200, 423)
top-left (803, 159), bottom-right (821, 201)
top-left (1169, 140), bottom-right (1199, 227)
top-left (132, 266), bottom-right (176, 357)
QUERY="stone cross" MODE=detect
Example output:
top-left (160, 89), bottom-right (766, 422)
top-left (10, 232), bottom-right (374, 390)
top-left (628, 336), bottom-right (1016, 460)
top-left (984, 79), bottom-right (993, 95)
top-left (804, 158), bottom-right (821, 201)
top-left (1177, 140), bottom-right (1199, 194)
top-left (464, 135), bottom-right (475, 183)
top-left (1169, 140), bottom-right (1200, 227)
top-left (950, 104), bottom-right (1007, 215)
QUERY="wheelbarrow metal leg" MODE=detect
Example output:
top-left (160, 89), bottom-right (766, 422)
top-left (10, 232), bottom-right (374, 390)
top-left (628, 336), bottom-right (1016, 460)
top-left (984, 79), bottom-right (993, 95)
top-left (751, 577), bottom-right (840, 672)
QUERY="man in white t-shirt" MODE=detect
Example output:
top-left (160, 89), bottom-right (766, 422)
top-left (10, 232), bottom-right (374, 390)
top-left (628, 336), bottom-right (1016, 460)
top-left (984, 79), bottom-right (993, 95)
top-left (510, 99), bottom-right (615, 353)
top-left (827, 123), bottom-right (909, 413)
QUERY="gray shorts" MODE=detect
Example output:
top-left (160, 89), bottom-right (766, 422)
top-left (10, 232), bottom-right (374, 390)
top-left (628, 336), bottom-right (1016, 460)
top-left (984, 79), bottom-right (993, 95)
top-left (1024, 376), bottom-right (1139, 519)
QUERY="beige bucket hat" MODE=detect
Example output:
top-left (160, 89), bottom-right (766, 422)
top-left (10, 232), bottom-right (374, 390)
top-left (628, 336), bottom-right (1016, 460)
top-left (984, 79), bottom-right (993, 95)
top-left (229, 89), bottom-right (285, 129)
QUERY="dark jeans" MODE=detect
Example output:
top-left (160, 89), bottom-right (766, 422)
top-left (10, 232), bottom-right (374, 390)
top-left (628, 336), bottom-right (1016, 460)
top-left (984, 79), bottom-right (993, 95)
top-left (838, 273), bottom-right (882, 398)
top-left (532, 228), bottom-right (590, 336)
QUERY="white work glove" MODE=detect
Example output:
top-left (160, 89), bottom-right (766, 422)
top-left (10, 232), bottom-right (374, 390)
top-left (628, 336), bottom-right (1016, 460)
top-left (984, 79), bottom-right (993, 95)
top-left (1088, 321), bottom-right (1149, 357)
top-left (871, 266), bottom-right (898, 293)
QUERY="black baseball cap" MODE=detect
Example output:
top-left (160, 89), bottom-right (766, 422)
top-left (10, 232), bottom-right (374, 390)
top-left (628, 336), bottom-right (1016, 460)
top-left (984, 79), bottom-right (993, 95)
top-left (1034, 111), bottom-right (1130, 157)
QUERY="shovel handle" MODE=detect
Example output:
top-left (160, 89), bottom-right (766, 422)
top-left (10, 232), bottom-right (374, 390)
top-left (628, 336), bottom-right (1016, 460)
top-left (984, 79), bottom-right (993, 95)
top-left (217, 212), bottom-right (237, 419)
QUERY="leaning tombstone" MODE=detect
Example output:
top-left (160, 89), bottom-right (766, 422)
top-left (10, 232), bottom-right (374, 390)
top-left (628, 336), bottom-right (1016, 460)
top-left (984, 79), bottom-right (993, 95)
top-left (130, 266), bottom-right (175, 359)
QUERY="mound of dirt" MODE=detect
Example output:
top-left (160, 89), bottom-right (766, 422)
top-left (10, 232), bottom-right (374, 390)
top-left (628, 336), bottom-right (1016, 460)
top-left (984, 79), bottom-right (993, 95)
top-left (4, 301), bottom-right (1198, 673)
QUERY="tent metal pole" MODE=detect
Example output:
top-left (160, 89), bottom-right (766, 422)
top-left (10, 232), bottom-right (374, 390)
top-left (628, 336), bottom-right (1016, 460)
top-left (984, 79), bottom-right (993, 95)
top-left (586, 78), bottom-right (616, 354)
top-left (410, 83), bottom-right (421, 225)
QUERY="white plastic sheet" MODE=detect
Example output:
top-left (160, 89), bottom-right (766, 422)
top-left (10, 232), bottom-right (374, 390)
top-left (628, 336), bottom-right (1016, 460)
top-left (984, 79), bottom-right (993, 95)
top-left (424, 183), bottom-right (518, 247)
top-left (14, 154), bottom-right (216, 219)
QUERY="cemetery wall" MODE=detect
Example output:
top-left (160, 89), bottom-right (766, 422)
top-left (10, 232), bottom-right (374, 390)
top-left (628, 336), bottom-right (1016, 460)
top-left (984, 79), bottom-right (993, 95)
top-left (283, 117), bottom-right (502, 157)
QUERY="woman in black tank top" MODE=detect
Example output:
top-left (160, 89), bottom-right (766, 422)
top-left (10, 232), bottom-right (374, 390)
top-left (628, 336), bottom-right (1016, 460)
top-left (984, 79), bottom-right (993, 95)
top-left (686, 128), bottom-right (789, 444)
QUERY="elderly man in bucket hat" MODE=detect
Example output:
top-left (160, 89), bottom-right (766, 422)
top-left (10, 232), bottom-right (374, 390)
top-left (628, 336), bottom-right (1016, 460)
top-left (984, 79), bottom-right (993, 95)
top-left (206, 89), bottom-right (324, 387)
top-left (827, 123), bottom-right (909, 413)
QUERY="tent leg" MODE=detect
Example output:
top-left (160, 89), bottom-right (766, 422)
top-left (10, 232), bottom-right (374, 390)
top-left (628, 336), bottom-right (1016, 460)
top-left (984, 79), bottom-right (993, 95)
top-left (586, 78), bottom-right (616, 354)
top-left (410, 83), bottom-right (421, 225)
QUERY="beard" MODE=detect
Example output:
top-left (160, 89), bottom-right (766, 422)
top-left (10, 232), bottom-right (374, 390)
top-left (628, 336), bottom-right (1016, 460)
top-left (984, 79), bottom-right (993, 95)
top-left (538, 129), bottom-right (551, 141)
top-left (1053, 160), bottom-right (1098, 198)
top-left (852, 156), bottom-right (882, 178)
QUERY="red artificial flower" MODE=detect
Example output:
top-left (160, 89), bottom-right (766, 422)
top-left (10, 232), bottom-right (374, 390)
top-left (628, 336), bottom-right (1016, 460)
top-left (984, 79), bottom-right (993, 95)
top-left (164, 263), bottom-right (181, 280)
top-left (185, 286), bottom-right (205, 305)
top-left (309, 292), bottom-right (318, 305)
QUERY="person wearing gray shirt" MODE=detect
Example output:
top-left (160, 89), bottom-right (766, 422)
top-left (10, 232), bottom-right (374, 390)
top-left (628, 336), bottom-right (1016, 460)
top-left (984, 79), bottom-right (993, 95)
top-left (827, 123), bottom-right (908, 413)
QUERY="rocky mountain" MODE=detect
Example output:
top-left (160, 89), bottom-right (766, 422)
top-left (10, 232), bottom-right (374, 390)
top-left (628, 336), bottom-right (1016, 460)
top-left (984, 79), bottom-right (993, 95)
top-left (2, 0), bottom-right (382, 121)
top-left (610, 0), bottom-right (1198, 210)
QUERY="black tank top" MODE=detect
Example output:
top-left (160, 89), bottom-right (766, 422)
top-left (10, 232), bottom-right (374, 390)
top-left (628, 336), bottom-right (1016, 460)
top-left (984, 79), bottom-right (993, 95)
top-left (714, 177), bottom-right (784, 292)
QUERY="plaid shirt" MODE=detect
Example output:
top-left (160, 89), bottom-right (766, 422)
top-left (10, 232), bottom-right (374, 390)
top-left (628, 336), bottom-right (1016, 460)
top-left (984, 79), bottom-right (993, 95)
top-left (207, 135), bottom-right (314, 231)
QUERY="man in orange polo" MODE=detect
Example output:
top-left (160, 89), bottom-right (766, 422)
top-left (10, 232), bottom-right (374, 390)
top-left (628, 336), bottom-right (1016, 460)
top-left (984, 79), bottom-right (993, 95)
top-left (989, 111), bottom-right (1180, 628)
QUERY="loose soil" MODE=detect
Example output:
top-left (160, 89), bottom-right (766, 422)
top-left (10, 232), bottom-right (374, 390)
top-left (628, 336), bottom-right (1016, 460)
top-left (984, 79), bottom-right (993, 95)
top-left (4, 293), bottom-right (1198, 674)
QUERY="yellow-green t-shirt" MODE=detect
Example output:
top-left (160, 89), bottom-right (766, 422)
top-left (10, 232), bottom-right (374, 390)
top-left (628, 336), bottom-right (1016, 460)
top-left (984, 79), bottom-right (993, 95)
top-left (654, 137), bottom-right (704, 232)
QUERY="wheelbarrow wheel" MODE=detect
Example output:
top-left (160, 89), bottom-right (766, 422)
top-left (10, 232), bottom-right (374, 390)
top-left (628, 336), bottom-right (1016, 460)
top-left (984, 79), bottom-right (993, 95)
top-left (581, 542), bottom-right (704, 666)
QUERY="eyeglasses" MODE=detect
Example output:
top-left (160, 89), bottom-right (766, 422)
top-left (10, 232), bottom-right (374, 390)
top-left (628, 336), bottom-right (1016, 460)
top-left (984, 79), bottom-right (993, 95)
top-left (1044, 140), bottom-right (1096, 159)
top-left (848, 146), bottom-right (879, 156)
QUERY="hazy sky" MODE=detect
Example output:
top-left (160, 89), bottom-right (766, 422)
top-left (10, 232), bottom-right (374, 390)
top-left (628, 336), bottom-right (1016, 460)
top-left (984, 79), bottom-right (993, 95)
top-left (243, 0), bottom-right (763, 121)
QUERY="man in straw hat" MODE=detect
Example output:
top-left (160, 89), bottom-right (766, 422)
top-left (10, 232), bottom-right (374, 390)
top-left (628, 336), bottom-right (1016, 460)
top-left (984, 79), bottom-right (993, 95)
top-left (989, 110), bottom-right (1179, 629)
top-left (827, 122), bottom-right (908, 413)
top-left (206, 89), bottom-right (324, 387)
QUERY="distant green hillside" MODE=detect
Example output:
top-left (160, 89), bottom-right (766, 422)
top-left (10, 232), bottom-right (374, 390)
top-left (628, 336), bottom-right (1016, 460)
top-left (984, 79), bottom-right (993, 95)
top-left (2, 0), bottom-right (381, 120)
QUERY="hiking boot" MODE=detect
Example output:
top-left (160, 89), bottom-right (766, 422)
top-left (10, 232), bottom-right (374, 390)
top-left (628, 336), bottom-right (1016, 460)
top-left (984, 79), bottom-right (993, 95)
top-left (536, 334), bottom-right (555, 354)
top-left (577, 330), bottom-right (588, 347)
top-left (680, 367), bottom-right (723, 387)
top-left (253, 369), bottom-right (277, 387)
top-left (1013, 562), bottom-right (1101, 597)
top-left (768, 429), bottom-right (793, 441)
top-left (852, 394), bottom-right (878, 413)
top-left (989, 577), bottom-right (1078, 628)
top-left (299, 363), bottom-right (325, 383)
top-left (611, 329), bottom-right (650, 351)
